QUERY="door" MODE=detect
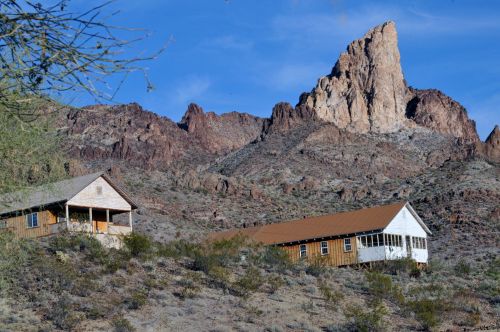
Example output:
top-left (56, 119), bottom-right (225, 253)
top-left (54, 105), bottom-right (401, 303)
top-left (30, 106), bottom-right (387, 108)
top-left (405, 236), bottom-right (411, 258)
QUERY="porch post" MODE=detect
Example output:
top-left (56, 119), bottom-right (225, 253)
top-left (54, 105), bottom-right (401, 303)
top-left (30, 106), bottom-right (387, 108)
top-left (65, 204), bottom-right (69, 230)
top-left (106, 209), bottom-right (110, 234)
top-left (89, 207), bottom-right (93, 234)
top-left (129, 211), bottom-right (133, 230)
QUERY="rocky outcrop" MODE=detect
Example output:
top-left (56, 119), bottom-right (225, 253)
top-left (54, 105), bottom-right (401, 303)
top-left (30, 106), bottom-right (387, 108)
top-left (405, 88), bottom-right (479, 142)
top-left (178, 103), bottom-right (264, 154)
top-left (483, 125), bottom-right (500, 162)
top-left (63, 103), bottom-right (194, 169)
top-left (299, 21), bottom-right (409, 133)
top-left (262, 102), bottom-right (316, 135)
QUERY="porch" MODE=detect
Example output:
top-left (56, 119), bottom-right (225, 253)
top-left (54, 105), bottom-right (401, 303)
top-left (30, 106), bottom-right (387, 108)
top-left (50, 204), bottom-right (133, 248)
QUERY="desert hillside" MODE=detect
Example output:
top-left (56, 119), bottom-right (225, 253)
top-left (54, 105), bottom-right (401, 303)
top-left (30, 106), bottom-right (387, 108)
top-left (1, 21), bottom-right (499, 332)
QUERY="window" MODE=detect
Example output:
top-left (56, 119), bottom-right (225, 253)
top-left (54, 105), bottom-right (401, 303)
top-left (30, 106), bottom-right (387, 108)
top-left (96, 186), bottom-right (103, 195)
top-left (299, 244), bottom-right (307, 258)
top-left (0, 220), bottom-right (7, 229)
top-left (384, 234), bottom-right (403, 247)
top-left (26, 213), bottom-right (38, 228)
top-left (321, 241), bottom-right (329, 255)
top-left (344, 238), bottom-right (352, 252)
top-left (411, 237), bottom-right (426, 249)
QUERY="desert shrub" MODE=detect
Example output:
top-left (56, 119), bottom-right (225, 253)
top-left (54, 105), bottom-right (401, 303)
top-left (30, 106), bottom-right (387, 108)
top-left (344, 302), bottom-right (387, 332)
top-left (372, 257), bottom-right (421, 277)
top-left (366, 272), bottom-right (405, 305)
top-left (178, 272), bottom-right (202, 299)
top-left (405, 283), bottom-right (453, 330)
top-left (156, 239), bottom-right (199, 259)
top-left (306, 255), bottom-right (328, 277)
top-left (267, 274), bottom-right (285, 294)
top-left (318, 280), bottom-right (344, 310)
top-left (233, 266), bottom-right (263, 298)
top-left (406, 298), bottom-right (441, 330)
top-left (102, 249), bottom-right (131, 273)
top-left (49, 233), bottom-right (106, 259)
top-left (207, 265), bottom-right (231, 292)
top-left (48, 294), bottom-right (83, 330)
top-left (112, 317), bottom-right (136, 332)
top-left (259, 245), bottom-right (293, 272)
top-left (123, 232), bottom-right (152, 257)
top-left (454, 259), bottom-right (471, 276)
top-left (125, 289), bottom-right (148, 310)
top-left (0, 232), bottom-right (39, 294)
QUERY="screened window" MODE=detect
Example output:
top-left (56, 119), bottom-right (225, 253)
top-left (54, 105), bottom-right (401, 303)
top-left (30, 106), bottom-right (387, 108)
top-left (412, 237), bottom-right (426, 249)
top-left (0, 220), bottom-right (7, 229)
top-left (26, 213), bottom-right (38, 228)
top-left (384, 234), bottom-right (402, 247)
top-left (96, 186), bottom-right (103, 195)
top-left (344, 238), bottom-right (352, 252)
top-left (321, 241), bottom-right (329, 255)
top-left (299, 244), bottom-right (307, 258)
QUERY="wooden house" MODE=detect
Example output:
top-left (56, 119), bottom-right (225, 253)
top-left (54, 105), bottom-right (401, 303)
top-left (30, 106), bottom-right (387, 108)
top-left (0, 172), bottom-right (137, 248)
top-left (210, 202), bottom-right (431, 266)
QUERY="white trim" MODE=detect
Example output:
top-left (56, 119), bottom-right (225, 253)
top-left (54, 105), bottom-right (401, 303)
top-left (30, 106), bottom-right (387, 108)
top-left (320, 241), bottom-right (329, 255)
top-left (405, 202), bottom-right (432, 235)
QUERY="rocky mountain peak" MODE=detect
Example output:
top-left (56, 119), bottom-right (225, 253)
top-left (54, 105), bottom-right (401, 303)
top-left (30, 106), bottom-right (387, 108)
top-left (299, 21), bottom-right (409, 133)
top-left (178, 103), bottom-right (264, 154)
top-left (483, 125), bottom-right (500, 161)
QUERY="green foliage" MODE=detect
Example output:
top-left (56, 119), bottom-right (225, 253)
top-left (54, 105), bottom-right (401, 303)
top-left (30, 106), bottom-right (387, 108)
top-left (318, 280), bottom-right (344, 310)
top-left (372, 258), bottom-right (421, 278)
top-left (305, 255), bottom-right (328, 277)
top-left (178, 271), bottom-right (202, 299)
top-left (267, 274), bottom-right (285, 294)
top-left (366, 272), bottom-right (405, 305)
top-left (156, 239), bottom-right (199, 259)
top-left (454, 259), bottom-right (471, 276)
top-left (259, 245), bottom-right (293, 272)
top-left (406, 299), bottom-right (441, 330)
top-left (125, 290), bottom-right (148, 310)
top-left (112, 317), bottom-right (136, 332)
top-left (0, 106), bottom-right (67, 195)
top-left (48, 294), bottom-right (83, 330)
top-left (124, 232), bottom-right (153, 257)
top-left (234, 267), bottom-right (263, 298)
top-left (344, 302), bottom-right (388, 332)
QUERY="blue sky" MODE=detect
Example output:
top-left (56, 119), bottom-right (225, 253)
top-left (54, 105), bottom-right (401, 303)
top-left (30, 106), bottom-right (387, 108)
top-left (69, 0), bottom-right (499, 140)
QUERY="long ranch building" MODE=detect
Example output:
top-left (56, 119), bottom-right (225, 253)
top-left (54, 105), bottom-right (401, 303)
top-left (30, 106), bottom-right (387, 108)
top-left (211, 202), bottom-right (431, 266)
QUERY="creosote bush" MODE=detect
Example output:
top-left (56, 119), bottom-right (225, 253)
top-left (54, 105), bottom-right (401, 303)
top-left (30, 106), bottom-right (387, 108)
top-left (318, 280), bottom-right (344, 310)
top-left (305, 255), bottom-right (329, 277)
top-left (344, 302), bottom-right (388, 332)
top-left (124, 232), bottom-right (153, 257)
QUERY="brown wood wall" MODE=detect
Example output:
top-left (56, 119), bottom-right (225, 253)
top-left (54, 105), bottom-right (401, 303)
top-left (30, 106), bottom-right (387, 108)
top-left (282, 236), bottom-right (358, 267)
top-left (1, 210), bottom-right (57, 238)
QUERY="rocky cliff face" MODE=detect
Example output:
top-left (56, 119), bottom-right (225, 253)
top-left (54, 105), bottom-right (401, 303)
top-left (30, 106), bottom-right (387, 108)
top-left (405, 88), bottom-right (479, 142)
top-left (299, 21), bottom-right (409, 133)
top-left (178, 103), bottom-right (264, 154)
top-left (483, 125), bottom-right (500, 161)
top-left (262, 102), bottom-right (316, 135)
top-left (297, 21), bottom-right (482, 142)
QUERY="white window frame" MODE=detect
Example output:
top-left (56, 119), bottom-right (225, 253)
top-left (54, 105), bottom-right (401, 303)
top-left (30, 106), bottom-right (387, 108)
top-left (26, 212), bottom-right (39, 228)
top-left (299, 244), bottom-right (307, 258)
top-left (320, 241), bottom-right (329, 255)
top-left (344, 238), bottom-right (352, 252)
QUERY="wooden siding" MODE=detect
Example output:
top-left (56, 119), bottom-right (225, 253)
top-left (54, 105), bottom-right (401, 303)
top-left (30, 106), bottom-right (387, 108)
top-left (282, 236), bottom-right (358, 267)
top-left (0, 210), bottom-right (57, 238)
top-left (67, 177), bottom-right (131, 211)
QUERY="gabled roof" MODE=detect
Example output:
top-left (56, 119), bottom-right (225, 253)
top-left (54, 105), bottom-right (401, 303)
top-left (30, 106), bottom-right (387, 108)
top-left (209, 202), bottom-right (430, 245)
top-left (0, 172), bottom-right (137, 216)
